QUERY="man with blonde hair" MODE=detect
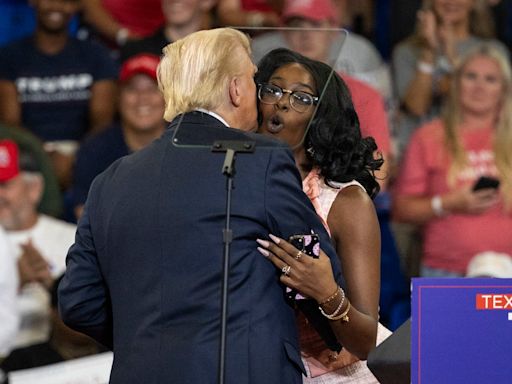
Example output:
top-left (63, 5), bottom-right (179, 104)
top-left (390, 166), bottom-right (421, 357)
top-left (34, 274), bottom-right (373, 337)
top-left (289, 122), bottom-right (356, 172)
top-left (59, 28), bottom-right (341, 383)
top-left (157, 27), bottom-right (257, 129)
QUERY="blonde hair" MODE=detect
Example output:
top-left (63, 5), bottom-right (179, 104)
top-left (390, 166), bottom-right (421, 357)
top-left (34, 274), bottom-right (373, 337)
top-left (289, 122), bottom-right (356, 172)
top-left (442, 44), bottom-right (512, 207)
top-left (157, 28), bottom-right (251, 122)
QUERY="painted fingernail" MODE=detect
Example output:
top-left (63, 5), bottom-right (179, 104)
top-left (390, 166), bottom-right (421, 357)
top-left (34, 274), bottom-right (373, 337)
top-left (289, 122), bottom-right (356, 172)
top-left (256, 238), bottom-right (270, 248)
top-left (269, 234), bottom-right (281, 244)
top-left (257, 247), bottom-right (270, 258)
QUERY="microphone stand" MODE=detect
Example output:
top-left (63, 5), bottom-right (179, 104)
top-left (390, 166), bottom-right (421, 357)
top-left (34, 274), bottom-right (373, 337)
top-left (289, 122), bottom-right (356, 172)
top-left (211, 140), bottom-right (255, 384)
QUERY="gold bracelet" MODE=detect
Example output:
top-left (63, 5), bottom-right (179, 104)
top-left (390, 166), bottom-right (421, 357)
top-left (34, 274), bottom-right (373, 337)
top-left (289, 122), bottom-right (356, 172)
top-left (330, 301), bottom-right (351, 322)
top-left (319, 295), bottom-right (344, 319)
top-left (319, 286), bottom-right (341, 305)
top-left (318, 288), bottom-right (346, 319)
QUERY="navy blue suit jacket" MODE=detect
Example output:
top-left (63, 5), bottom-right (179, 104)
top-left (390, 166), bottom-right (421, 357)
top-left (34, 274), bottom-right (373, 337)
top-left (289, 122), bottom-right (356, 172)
top-left (59, 112), bottom-right (343, 383)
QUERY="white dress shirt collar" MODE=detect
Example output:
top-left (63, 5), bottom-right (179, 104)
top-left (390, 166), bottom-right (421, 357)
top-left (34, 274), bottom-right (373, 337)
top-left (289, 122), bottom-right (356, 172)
top-left (195, 108), bottom-right (230, 127)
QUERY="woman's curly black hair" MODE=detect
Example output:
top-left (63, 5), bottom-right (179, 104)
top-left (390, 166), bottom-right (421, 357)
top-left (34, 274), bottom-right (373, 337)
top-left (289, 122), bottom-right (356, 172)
top-left (255, 48), bottom-right (383, 198)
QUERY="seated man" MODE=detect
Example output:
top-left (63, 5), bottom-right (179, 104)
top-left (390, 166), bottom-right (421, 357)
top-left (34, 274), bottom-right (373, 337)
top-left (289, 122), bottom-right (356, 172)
top-left (0, 0), bottom-right (118, 188)
top-left (0, 140), bottom-right (76, 349)
top-left (0, 124), bottom-right (62, 218)
top-left (69, 54), bottom-right (166, 220)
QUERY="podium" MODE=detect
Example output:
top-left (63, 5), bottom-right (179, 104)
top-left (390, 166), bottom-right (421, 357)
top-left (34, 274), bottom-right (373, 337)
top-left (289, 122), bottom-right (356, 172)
top-left (411, 278), bottom-right (512, 383)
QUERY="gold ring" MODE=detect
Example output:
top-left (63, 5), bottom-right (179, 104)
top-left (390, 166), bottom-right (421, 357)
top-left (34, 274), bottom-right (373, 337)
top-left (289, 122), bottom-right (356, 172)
top-left (281, 265), bottom-right (291, 276)
top-left (295, 251), bottom-right (303, 260)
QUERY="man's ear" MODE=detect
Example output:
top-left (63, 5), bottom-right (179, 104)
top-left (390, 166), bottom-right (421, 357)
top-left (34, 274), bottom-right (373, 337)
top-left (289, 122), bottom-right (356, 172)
top-left (229, 77), bottom-right (242, 108)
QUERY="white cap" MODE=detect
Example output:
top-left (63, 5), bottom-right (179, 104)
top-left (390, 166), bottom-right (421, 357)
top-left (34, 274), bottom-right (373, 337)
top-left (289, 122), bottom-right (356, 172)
top-left (466, 251), bottom-right (512, 278)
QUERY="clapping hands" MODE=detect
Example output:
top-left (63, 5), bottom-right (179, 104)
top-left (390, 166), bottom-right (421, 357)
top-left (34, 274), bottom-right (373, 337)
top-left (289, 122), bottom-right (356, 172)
top-left (17, 239), bottom-right (52, 289)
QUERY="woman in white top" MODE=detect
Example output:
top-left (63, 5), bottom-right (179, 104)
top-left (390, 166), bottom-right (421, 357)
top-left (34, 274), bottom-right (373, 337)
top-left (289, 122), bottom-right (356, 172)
top-left (255, 48), bottom-right (387, 383)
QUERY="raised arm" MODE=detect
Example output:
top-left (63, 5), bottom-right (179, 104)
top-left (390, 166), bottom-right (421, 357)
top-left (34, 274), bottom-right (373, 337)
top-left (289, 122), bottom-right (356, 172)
top-left (81, 0), bottom-right (140, 45)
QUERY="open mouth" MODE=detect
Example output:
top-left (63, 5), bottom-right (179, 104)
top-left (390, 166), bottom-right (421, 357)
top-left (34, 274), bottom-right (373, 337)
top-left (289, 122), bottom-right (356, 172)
top-left (266, 114), bottom-right (284, 133)
top-left (46, 11), bottom-right (66, 23)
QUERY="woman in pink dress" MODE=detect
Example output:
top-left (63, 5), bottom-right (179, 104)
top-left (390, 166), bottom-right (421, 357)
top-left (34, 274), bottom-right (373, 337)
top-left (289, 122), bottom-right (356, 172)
top-left (255, 48), bottom-right (389, 383)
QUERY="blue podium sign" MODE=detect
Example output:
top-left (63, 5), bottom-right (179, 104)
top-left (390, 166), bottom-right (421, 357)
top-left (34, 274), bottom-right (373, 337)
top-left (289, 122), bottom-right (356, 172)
top-left (412, 278), bottom-right (512, 384)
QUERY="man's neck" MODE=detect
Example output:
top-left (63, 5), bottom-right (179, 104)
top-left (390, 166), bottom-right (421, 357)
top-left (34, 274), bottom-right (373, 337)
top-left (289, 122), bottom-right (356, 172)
top-left (34, 29), bottom-right (69, 55)
top-left (9, 213), bottom-right (39, 232)
top-left (196, 108), bottom-right (230, 127)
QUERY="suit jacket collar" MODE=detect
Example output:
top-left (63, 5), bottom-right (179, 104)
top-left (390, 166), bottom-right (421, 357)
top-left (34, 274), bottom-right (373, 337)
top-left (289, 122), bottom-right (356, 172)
top-left (166, 111), bottom-right (251, 147)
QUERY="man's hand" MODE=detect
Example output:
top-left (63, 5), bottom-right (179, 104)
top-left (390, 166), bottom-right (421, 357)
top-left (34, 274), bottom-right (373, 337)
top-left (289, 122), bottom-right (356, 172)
top-left (18, 240), bottom-right (53, 289)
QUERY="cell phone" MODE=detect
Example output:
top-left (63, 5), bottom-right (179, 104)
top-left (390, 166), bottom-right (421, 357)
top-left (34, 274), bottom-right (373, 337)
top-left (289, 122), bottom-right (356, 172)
top-left (472, 176), bottom-right (500, 191)
top-left (288, 233), bottom-right (320, 258)
top-left (286, 234), bottom-right (342, 352)
top-left (285, 234), bottom-right (320, 301)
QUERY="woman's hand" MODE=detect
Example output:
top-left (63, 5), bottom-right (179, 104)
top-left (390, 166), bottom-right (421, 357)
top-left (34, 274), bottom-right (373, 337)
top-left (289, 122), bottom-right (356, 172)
top-left (256, 234), bottom-right (338, 303)
top-left (443, 186), bottom-right (500, 215)
top-left (417, 9), bottom-right (438, 51)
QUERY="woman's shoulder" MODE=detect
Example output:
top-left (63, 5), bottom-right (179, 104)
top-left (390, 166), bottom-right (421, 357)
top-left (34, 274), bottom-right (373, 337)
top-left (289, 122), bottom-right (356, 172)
top-left (320, 179), bottom-right (372, 218)
top-left (335, 182), bottom-right (373, 205)
top-left (327, 183), bottom-right (376, 232)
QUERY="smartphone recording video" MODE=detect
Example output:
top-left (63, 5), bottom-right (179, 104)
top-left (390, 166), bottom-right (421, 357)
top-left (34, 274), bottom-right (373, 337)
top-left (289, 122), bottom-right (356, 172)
top-left (472, 176), bottom-right (500, 191)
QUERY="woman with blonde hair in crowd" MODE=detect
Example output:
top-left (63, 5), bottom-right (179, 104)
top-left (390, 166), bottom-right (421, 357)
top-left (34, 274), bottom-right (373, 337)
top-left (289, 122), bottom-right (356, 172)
top-left (393, 44), bottom-right (512, 277)
top-left (391, 0), bottom-right (507, 157)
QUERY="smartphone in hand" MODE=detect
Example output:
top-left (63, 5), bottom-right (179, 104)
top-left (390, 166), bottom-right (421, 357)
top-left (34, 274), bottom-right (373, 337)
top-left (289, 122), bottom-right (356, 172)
top-left (472, 176), bottom-right (500, 191)
top-left (288, 233), bottom-right (320, 258)
top-left (285, 233), bottom-right (320, 300)
top-left (287, 234), bottom-right (342, 352)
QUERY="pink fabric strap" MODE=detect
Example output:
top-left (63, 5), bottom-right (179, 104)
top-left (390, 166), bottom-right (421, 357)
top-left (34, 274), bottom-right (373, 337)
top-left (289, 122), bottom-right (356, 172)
top-left (302, 169), bottom-right (331, 236)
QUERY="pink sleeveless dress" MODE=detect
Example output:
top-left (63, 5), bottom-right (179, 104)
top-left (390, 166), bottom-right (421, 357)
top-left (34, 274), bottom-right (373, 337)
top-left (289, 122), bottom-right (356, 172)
top-left (300, 170), bottom-right (392, 383)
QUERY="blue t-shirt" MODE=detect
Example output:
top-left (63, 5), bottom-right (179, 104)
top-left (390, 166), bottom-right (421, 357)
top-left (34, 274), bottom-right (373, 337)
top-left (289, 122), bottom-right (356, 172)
top-left (0, 37), bottom-right (118, 141)
top-left (70, 123), bottom-right (130, 207)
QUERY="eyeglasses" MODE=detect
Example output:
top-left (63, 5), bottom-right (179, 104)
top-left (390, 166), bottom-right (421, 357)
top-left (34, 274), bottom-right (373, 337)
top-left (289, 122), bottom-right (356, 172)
top-left (258, 83), bottom-right (319, 113)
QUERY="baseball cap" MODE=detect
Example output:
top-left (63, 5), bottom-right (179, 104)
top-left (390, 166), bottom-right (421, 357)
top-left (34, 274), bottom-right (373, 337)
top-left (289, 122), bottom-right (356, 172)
top-left (0, 140), bottom-right (20, 182)
top-left (119, 53), bottom-right (161, 83)
top-left (466, 251), bottom-right (512, 278)
top-left (282, 0), bottom-right (339, 24)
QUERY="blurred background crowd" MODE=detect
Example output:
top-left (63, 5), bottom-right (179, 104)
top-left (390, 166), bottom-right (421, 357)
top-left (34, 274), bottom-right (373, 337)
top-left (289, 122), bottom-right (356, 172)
top-left (1, 0), bottom-right (512, 380)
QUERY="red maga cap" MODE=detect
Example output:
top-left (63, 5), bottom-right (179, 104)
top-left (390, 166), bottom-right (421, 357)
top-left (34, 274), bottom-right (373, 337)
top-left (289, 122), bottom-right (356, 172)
top-left (0, 140), bottom-right (20, 182)
top-left (119, 54), bottom-right (161, 83)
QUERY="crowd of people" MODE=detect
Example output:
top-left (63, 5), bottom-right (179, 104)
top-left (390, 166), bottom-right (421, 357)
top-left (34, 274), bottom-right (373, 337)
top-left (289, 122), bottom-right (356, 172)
top-left (1, 0), bottom-right (512, 383)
